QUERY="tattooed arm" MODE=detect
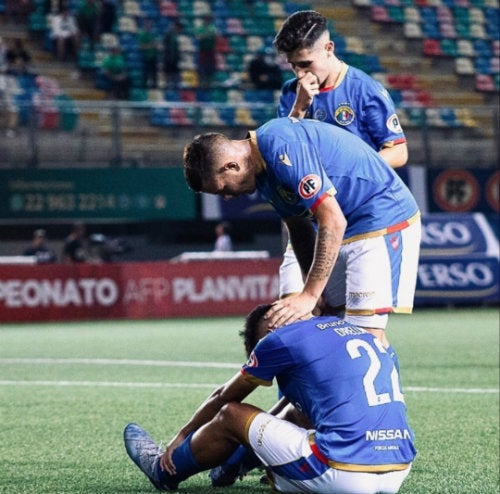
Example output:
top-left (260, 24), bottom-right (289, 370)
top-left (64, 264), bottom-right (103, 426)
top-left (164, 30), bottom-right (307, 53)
top-left (265, 196), bottom-right (347, 328)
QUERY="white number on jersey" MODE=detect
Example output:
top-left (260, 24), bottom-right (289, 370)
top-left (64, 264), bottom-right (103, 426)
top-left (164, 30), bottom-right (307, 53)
top-left (346, 338), bottom-right (405, 407)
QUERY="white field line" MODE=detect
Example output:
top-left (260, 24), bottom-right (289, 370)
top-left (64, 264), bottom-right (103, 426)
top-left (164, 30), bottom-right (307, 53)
top-left (0, 357), bottom-right (241, 369)
top-left (0, 358), bottom-right (498, 394)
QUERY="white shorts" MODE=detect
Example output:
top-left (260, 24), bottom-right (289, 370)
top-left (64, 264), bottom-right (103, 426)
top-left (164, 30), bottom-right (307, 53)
top-left (279, 219), bottom-right (421, 330)
top-left (247, 412), bottom-right (412, 494)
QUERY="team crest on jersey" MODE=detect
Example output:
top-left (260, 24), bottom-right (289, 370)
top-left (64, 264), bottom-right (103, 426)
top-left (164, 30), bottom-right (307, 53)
top-left (313, 108), bottom-right (328, 121)
top-left (298, 174), bottom-right (321, 199)
top-left (334, 105), bottom-right (355, 126)
top-left (277, 185), bottom-right (299, 205)
top-left (387, 114), bottom-right (403, 133)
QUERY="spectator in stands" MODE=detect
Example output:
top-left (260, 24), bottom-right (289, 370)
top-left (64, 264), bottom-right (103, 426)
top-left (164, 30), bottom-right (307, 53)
top-left (162, 21), bottom-right (182, 89)
top-left (50, 7), bottom-right (80, 62)
top-left (194, 15), bottom-right (218, 88)
top-left (213, 222), bottom-right (233, 252)
top-left (137, 18), bottom-right (159, 89)
top-left (99, 0), bottom-right (118, 34)
top-left (76, 0), bottom-right (100, 52)
top-left (5, 38), bottom-right (32, 75)
top-left (23, 229), bottom-right (57, 264)
top-left (101, 45), bottom-right (129, 99)
top-left (247, 47), bottom-right (283, 90)
top-left (62, 222), bottom-right (89, 263)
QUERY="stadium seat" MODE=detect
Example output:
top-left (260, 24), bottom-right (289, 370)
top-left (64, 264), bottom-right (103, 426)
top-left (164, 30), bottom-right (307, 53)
top-left (455, 56), bottom-right (475, 74)
top-left (268, 1), bottom-right (286, 16)
top-left (423, 38), bottom-right (444, 56)
top-left (235, 107), bottom-right (256, 126)
top-left (371, 6), bottom-right (391, 22)
top-left (404, 21), bottom-right (424, 38)
top-left (475, 73), bottom-right (495, 91)
top-left (388, 73), bottom-right (417, 89)
top-left (457, 39), bottom-right (475, 56)
top-left (440, 38), bottom-right (458, 56)
top-left (159, 1), bottom-right (179, 17)
top-left (440, 22), bottom-right (458, 38)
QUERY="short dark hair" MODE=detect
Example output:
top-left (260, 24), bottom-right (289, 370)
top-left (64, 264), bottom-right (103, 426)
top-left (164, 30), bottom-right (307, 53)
top-left (240, 304), bottom-right (272, 358)
top-left (183, 133), bottom-right (226, 192)
top-left (273, 10), bottom-right (328, 53)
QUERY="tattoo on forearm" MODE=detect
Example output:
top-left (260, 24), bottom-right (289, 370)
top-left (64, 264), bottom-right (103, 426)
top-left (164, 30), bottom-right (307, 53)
top-left (310, 228), bottom-right (338, 281)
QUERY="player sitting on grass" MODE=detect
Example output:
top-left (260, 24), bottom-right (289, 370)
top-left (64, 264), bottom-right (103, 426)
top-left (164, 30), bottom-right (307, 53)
top-left (124, 304), bottom-right (416, 493)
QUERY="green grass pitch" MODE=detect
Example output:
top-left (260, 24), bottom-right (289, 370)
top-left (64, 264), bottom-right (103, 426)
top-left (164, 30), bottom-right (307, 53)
top-left (0, 307), bottom-right (498, 494)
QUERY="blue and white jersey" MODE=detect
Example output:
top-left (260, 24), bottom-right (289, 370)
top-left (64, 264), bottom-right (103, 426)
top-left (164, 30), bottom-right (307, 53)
top-left (251, 117), bottom-right (419, 241)
top-left (241, 316), bottom-right (417, 468)
top-left (278, 64), bottom-right (406, 151)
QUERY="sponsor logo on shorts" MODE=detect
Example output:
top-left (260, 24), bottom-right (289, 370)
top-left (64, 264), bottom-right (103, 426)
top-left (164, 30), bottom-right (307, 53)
top-left (298, 174), bottom-right (321, 199)
top-left (334, 105), bottom-right (355, 126)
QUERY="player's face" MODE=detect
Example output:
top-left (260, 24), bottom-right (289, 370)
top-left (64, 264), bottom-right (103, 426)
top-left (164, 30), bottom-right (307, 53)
top-left (286, 37), bottom-right (334, 88)
top-left (203, 160), bottom-right (256, 199)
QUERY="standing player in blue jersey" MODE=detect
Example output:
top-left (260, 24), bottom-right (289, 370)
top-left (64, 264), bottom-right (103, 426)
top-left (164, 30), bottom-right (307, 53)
top-left (273, 10), bottom-right (410, 312)
top-left (275, 10), bottom-right (407, 167)
top-left (124, 304), bottom-right (416, 493)
top-left (183, 117), bottom-right (421, 348)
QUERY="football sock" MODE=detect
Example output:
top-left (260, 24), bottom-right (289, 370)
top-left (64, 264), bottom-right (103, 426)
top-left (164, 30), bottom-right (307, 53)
top-left (155, 432), bottom-right (201, 484)
top-left (222, 444), bottom-right (261, 473)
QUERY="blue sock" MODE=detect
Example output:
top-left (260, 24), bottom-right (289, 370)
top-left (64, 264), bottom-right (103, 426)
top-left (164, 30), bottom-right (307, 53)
top-left (222, 444), bottom-right (261, 472)
top-left (224, 444), bottom-right (250, 467)
top-left (155, 432), bottom-right (202, 484)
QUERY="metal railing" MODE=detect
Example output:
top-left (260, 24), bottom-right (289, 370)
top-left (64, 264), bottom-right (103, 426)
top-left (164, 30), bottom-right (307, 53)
top-left (0, 100), bottom-right (498, 168)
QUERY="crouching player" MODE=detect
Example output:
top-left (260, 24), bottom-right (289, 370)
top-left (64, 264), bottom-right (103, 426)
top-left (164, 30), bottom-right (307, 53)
top-left (124, 304), bottom-right (416, 493)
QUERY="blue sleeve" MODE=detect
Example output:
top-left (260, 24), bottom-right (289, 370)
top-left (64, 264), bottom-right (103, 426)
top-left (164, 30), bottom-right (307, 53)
top-left (361, 80), bottom-right (406, 149)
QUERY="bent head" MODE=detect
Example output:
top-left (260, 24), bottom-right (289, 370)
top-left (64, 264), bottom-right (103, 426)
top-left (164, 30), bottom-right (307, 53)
top-left (183, 133), bottom-right (256, 199)
top-left (240, 304), bottom-right (273, 358)
top-left (274, 10), bottom-right (328, 53)
top-left (273, 11), bottom-right (334, 85)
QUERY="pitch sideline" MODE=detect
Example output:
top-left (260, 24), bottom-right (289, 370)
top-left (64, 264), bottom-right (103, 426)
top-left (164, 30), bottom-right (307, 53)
top-left (0, 358), bottom-right (498, 394)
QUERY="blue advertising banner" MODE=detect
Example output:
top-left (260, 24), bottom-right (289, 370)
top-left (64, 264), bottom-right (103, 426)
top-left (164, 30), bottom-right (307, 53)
top-left (415, 255), bottom-right (499, 304)
top-left (416, 212), bottom-right (499, 305)
top-left (420, 212), bottom-right (499, 257)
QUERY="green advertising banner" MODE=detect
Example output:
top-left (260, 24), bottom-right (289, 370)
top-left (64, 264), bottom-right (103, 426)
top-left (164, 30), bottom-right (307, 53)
top-left (0, 168), bottom-right (196, 222)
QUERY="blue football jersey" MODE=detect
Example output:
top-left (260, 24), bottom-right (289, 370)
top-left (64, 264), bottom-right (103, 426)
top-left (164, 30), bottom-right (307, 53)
top-left (278, 64), bottom-right (406, 151)
top-left (241, 316), bottom-right (417, 467)
top-left (251, 117), bottom-right (419, 240)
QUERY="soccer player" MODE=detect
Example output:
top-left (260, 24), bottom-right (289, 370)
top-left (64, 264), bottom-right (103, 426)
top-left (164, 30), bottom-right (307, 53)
top-left (183, 117), bottom-right (421, 349)
top-left (124, 304), bottom-right (416, 493)
top-left (273, 10), bottom-right (409, 305)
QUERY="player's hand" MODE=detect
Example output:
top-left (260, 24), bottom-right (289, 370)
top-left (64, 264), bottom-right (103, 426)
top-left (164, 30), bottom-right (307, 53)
top-left (160, 435), bottom-right (184, 474)
top-left (295, 72), bottom-right (320, 110)
top-left (264, 292), bottom-right (316, 328)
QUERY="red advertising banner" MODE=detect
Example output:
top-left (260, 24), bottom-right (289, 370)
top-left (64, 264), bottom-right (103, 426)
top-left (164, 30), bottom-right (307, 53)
top-left (0, 259), bottom-right (281, 323)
